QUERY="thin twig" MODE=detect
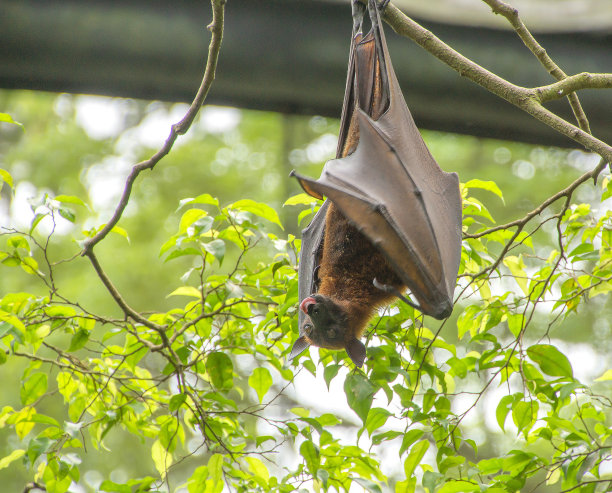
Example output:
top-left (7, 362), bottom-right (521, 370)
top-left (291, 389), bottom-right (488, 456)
top-left (79, 0), bottom-right (226, 349)
top-left (481, 0), bottom-right (592, 133)
top-left (380, 4), bottom-right (612, 163)
top-left (82, 0), bottom-right (225, 254)
top-left (85, 250), bottom-right (164, 333)
top-left (465, 157), bottom-right (607, 240)
top-left (537, 73), bottom-right (612, 103)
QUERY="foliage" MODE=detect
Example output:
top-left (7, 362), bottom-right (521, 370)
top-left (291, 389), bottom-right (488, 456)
top-left (0, 146), bottom-right (611, 491)
top-left (0, 0), bottom-right (611, 490)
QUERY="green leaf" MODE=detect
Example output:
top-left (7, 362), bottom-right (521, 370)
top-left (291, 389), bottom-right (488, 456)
top-left (477, 457), bottom-right (502, 475)
top-left (404, 440), bottom-right (429, 478)
top-left (20, 256), bottom-right (39, 275)
top-left (169, 393), bottom-right (187, 412)
top-left (29, 213), bottom-right (46, 234)
top-left (344, 373), bottom-right (376, 423)
top-left (151, 440), bottom-right (172, 478)
top-left (437, 480), bottom-right (480, 493)
top-left (512, 400), bottom-right (538, 434)
top-left (503, 255), bottom-right (529, 296)
top-left (68, 329), bottom-right (89, 352)
top-left (290, 407), bottom-right (309, 418)
top-left (245, 456), bottom-right (269, 483)
top-left (0, 311), bottom-right (26, 335)
top-left (365, 408), bottom-right (392, 436)
top-left (568, 242), bottom-right (594, 258)
top-left (163, 247), bottom-right (201, 263)
top-left (496, 394), bottom-right (514, 431)
top-left (205, 352), bottom-right (233, 390)
top-left (323, 364), bottom-right (341, 390)
top-left (54, 195), bottom-right (87, 207)
top-left (399, 429), bottom-right (424, 457)
top-left (27, 438), bottom-right (54, 464)
top-left (179, 209), bottom-right (208, 233)
top-left (180, 193), bottom-right (219, 208)
top-left (207, 454), bottom-right (223, 493)
top-left (249, 367), bottom-right (272, 403)
top-left (464, 179), bottom-right (504, 201)
top-left (507, 313), bottom-right (524, 338)
top-left (372, 430), bottom-right (403, 445)
top-left (203, 239), bottom-right (226, 264)
top-left (423, 470), bottom-right (444, 493)
top-left (7, 235), bottom-right (30, 251)
top-left (100, 480), bottom-right (134, 493)
top-left (228, 199), bottom-right (284, 230)
top-left (0, 449), bottom-right (25, 470)
top-left (457, 305), bottom-right (479, 339)
top-left (21, 372), bottom-right (48, 405)
top-left (0, 113), bottom-right (23, 128)
top-left (317, 469), bottom-right (329, 488)
top-left (58, 207), bottom-right (76, 223)
top-left (299, 440), bottom-right (320, 474)
top-left (595, 369), bottom-right (612, 381)
top-left (353, 478), bottom-right (382, 493)
top-left (395, 478), bottom-right (416, 493)
top-left (0, 168), bottom-right (15, 189)
top-left (167, 286), bottom-right (202, 299)
top-left (527, 344), bottom-right (573, 378)
top-left (110, 226), bottom-right (130, 242)
top-left (283, 193), bottom-right (318, 206)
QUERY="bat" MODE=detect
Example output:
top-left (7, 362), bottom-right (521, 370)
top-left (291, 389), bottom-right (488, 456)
top-left (288, 0), bottom-right (462, 367)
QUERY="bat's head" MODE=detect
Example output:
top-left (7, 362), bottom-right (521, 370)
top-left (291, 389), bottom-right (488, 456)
top-left (288, 294), bottom-right (366, 367)
top-left (300, 294), bottom-right (348, 348)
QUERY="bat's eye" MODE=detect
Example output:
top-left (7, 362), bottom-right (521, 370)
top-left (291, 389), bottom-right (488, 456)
top-left (312, 307), bottom-right (320, 315)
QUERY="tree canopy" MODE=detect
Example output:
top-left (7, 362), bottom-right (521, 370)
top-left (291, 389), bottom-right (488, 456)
top-left (0, 1), bottom-right (611, 492)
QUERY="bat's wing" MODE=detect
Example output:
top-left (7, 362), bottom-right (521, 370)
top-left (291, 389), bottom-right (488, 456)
top-left (288, 6), bottom-right (366, 360)
top-left (292, 0), bottom-right (462, 320)
top-left (288, 199), bottom-right (328, 360)
top-left (296, 199), bottom-right (328, 332)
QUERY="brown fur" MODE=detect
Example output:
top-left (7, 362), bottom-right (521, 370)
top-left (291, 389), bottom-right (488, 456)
top-left (301, 33), bottom-right (404, 354)
top-left (316, 203), bottom-right (404, 344)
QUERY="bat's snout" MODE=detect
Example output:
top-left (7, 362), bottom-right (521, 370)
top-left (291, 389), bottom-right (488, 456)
top-left (300, 297), bottom-right (317, 315)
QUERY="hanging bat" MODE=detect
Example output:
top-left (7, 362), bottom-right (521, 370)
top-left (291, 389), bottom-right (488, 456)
top-left (289, 0), bottom-right (462, 367)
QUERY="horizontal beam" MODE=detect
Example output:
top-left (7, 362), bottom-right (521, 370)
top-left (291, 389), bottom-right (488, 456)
top-left (1, 0), bottom-right (611, 147)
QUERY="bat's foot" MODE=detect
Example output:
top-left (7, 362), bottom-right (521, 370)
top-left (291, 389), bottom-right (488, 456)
top-left (378, 0), bottom-right (390, 12)
top-left (373, 278), bottom-right (422, 312)
top-left (353, 0), bottom-right (390, 11)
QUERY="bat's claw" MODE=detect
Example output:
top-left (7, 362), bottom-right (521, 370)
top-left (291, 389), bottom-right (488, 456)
top-left (373, 278), bottom-right (424, 313)
top-left (378, 0), bottom-right (391, 12)
top-left (373, 278), bottom-right (393, 294)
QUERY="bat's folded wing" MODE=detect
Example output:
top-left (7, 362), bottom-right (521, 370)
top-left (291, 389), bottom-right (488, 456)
top-left (295, 199), bottom-right (329, 332)
top-left (293, 109), bottom-right (461, 320)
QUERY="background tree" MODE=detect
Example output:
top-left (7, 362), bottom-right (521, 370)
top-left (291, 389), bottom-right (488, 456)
top-left (0, 0), bottom-right (611, 492)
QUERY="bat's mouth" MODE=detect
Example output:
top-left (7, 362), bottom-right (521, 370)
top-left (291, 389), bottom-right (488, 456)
top-left (299, 297), bottom-right (317, 315)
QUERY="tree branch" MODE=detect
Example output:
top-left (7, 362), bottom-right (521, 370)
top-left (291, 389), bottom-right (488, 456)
top-left (79, 0), bottom-right (225, 341)
top-left (380, 3), bottom-right (612, 163)
top-left (81, 0), bottom-right (225, 255)
top-left (464, 157), bottom-right (607, 240)
top-left (84, 250), bottom-right (164, 332)
top-left (481, 0), bottom-right (591, 133)
top-left (537, 73), bottom-right (612, 102)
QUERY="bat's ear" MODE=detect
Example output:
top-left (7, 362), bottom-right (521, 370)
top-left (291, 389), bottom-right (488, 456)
top-left (346, 338), bottom-right (366, 368)
top-left (289, 336), bottom-right (310, 360)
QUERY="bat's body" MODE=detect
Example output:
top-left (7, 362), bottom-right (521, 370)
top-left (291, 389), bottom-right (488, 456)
top-left (289, 0), bottom-right (462, 367)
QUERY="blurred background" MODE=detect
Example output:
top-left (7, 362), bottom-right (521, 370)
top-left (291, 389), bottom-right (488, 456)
top-left (1, 0), bottom-right (611, 490)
